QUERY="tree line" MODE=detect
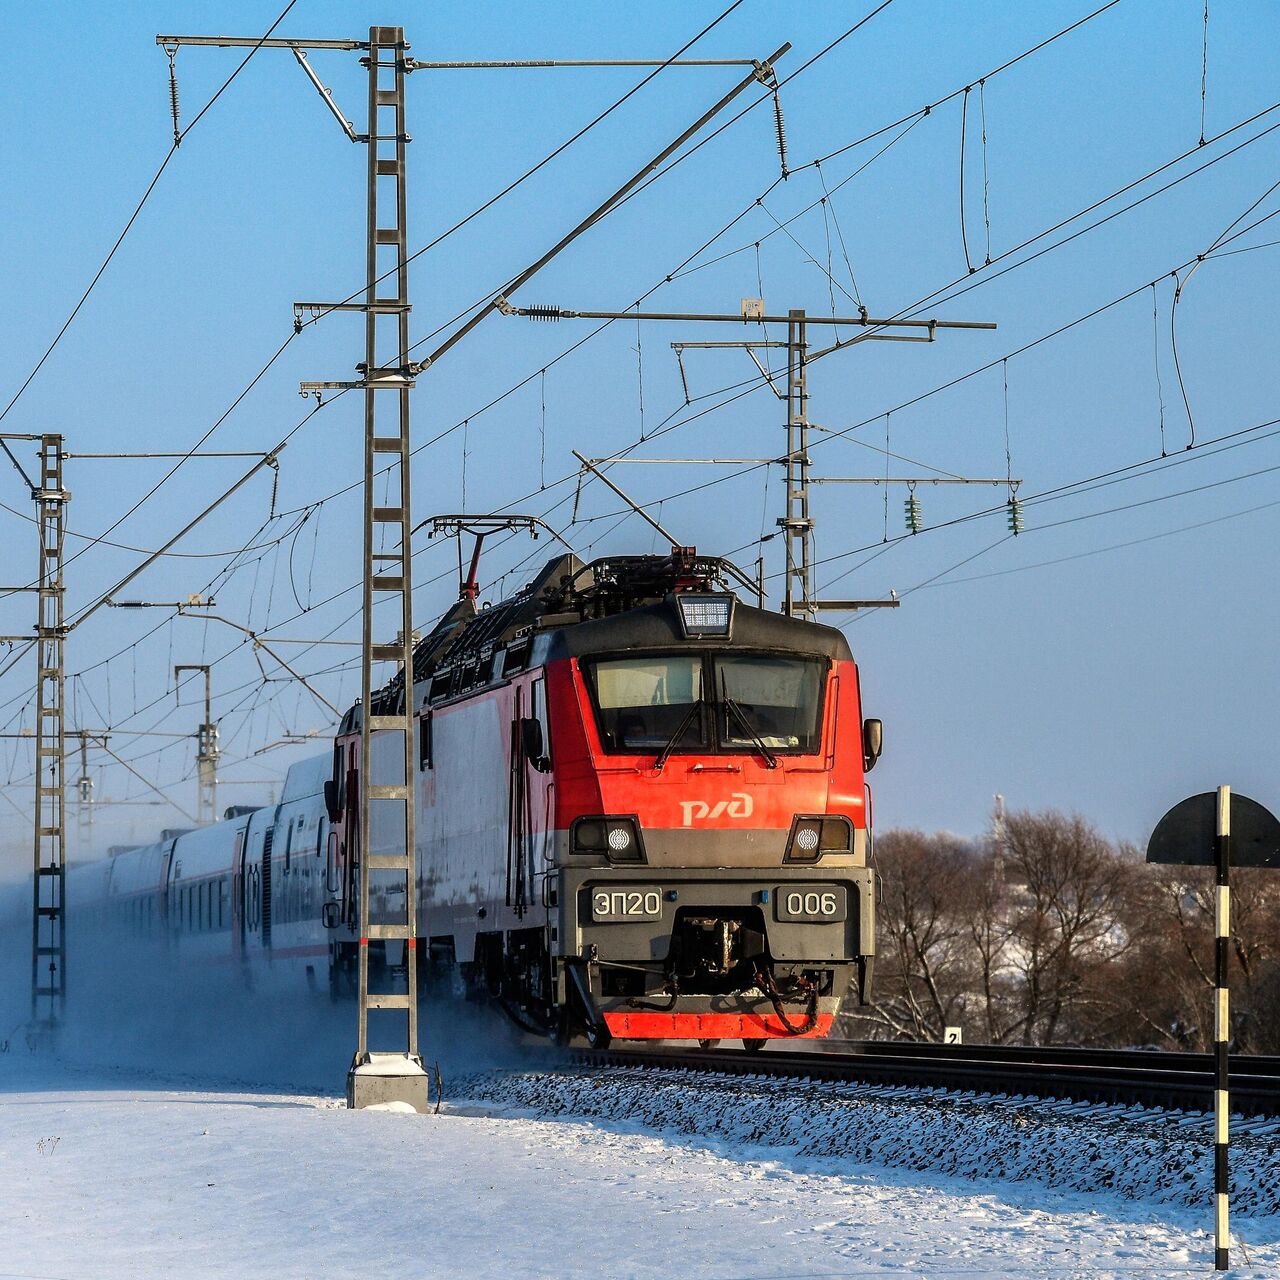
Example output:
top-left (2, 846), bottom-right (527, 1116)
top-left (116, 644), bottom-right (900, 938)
top-left (838, 809), bottom-right (1280, 1052)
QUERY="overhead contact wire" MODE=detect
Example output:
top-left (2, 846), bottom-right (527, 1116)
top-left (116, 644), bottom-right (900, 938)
top-left (0, 0), bottom-right (301, 432)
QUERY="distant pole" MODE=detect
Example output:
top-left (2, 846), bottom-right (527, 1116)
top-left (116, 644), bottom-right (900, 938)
top-left (1213, 783), bottom-right (1231, 1271)
top-left (992, 793), bottom-right (1006, 883)
top-left (781, 309), bottom-right (811, 618)
top-left (175, 663), bottom-right (217, 823)
top-left (75, 729), bottom-right (93, 850)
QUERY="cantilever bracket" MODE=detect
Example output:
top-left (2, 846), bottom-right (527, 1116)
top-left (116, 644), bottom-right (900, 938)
top-left (291, 48), bottom-right (362, 142)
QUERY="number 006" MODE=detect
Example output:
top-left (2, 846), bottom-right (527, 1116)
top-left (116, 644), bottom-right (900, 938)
top-left (785, 891), bottom-right (837, 917)
top-left (775, 884), bottom-right (847, 923)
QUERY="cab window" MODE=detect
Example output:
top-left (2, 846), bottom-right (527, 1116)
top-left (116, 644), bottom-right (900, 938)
top-left (583, 651), bottom-right (827, 756)
top-left (585, 655), bottom-right (705, 752)
top-left (714, 654), bottom-right (825, 753)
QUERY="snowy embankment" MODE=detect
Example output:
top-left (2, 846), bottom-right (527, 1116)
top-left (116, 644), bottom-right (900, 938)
top-left (455, 1062), bottom-right (1280, 1219)
top-left (4, 1054), bottom-right (1280, 1280)
top-left (2, 916), bottom-right (1278, 1278)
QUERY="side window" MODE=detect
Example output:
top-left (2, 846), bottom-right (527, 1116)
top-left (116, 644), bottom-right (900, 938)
top-left (418, 710), bottom-right (432, 771)
top-left (332, 743), bottom-right (345, 813)
top-left (532, 677), bottom-right (551, 767)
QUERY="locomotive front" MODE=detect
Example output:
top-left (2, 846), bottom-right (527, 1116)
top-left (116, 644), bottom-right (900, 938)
top-left (538, 575), bottom-right (879, 1046)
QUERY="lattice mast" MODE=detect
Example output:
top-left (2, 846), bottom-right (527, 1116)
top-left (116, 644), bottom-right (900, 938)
top-left (32, 435), bottom-right (67, 1032)
top-left (781, 310), bottom-right (812, 617)
top-left (348, 25), bottom-right (425, 1106)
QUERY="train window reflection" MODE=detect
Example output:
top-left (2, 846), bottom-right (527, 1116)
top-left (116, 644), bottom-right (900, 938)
top-left (587, 656), bottom-right (705, 752)
top-left (715, 655), bottom-right (824, 753)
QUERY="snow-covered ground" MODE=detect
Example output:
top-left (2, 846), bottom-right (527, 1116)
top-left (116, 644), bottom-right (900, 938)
top-left (2, 921), bottom-right (1278, 1277)
top-left (461, 1063), bottom-right (1280, 1219)
top-left (1, 1051), bottom-right (1278, 1280)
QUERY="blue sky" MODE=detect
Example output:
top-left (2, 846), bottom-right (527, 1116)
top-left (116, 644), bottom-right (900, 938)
top-left (0, 0), bottom-right (1277, 864)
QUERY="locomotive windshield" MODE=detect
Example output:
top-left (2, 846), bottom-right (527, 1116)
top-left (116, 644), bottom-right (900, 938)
top-left (584, 652), bottom-right (825, 755)
top-left (716, 654), bottom-right (824, 753)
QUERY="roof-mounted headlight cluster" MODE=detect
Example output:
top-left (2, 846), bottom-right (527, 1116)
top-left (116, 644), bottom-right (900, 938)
top-left (572, 815), bottom-right (645, 863)
top-left (674, 592), bottom-right (734, 639)
top-left (785, 815), bottom-right (854, 863)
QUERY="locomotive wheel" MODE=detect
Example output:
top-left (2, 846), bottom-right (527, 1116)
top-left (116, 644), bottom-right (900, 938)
top-left (696, 1038), bottom-right (721, 1050)
top-left (742, 1038), bottom-right (767, 1053)
top-left (583, 1019), bottom-right (612, 1050)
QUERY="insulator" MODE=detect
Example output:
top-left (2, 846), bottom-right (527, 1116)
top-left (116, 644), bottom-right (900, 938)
top-left (525, 304), bottom-right (562, 322)
top-left (772, 89), bottom-right (789, 179)
top-left (1007, 494), bottom-right (1024, 535)
top-left (168, 56), bottom-right (182, 147)
top-left (904, 491), bottom-right (922, 534)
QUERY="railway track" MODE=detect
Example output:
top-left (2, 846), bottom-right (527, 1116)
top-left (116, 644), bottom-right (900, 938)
top-left (580, 1040), bottom-right (1280, 1117)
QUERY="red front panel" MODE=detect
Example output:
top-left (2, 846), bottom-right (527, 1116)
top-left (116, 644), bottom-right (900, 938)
top-left (542, 656), bottom-right (868, 844)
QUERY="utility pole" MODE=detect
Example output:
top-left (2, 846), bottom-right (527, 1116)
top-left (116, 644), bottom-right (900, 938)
top-left (991, 792), bottom-right (1006, 884)
top-left (782, 309), bottom-right (811, 618)
top-left (303, 26), bottom-right (426, 1111)
top-left (509, 302), bottom-right (995, 616)
top-left (158, 25), bottom-right (788, 1110)
top-left (32, 435), bottom-right (67, 1036)
top-left (174, 663), bottom-right (218, 823)
top-left (156, 24), bottom-right (426, 1109)
top-left (74, 730), bottom-right (93, 850)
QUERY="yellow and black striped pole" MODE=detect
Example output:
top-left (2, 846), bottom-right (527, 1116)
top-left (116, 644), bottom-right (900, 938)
top-left (1213, 783), bottom-right (1231, 1272)
top-left (1149, 784), bottom-right (1280, 1271)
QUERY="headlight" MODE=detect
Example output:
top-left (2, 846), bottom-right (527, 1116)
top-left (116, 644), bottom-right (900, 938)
top-left (572, 815), bottom-right (645, 863)
top-left (674, 592), bottom-right (734, 638)
top-left (785, 815), bottom-right (853, 862)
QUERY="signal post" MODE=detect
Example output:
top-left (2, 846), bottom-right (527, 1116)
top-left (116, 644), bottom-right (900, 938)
top-left (1148, 786), bottom-right (1280, 1271)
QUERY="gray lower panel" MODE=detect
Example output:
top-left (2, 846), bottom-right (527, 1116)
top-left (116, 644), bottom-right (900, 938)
top-left (555, 863), bottom-right (874, 965)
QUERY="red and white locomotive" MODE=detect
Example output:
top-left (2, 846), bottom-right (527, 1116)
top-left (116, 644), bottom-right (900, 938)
top-left (331, 548), bottom-right (880, 1047)
top-left (75, 549), bottom-right (882, 1049)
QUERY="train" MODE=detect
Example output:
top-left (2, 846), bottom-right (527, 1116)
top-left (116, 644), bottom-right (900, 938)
top-left (71, 548), bottom-right (881, 1049)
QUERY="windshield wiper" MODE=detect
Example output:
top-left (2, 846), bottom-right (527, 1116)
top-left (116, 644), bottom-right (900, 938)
top-left (720, 675), bottom-right (778, 769)
top-left (654, 698), bottom-right (703, 772)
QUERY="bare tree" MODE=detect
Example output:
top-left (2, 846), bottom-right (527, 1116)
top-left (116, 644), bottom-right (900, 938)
top-left (999, 810), bottom-right (1139, 1045)
top-left (845, 830), bottom-right (980, 1041)
top-left (841, 808), bottom-right (1280, 1052)
top-left (1136, 865), bottom-right (1280, 1052)
top-left (965, 847), bottom-right (1019, 1043)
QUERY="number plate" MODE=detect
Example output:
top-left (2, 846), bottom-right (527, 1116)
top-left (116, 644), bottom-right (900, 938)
top-left (590, 887), bottom-right (663, 922)
top-left (775, 884), bottom-right (847, 923)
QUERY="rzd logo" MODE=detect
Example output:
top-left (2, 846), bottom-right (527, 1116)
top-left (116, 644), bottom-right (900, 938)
top-left (680, 793), bottom-right (753, 827)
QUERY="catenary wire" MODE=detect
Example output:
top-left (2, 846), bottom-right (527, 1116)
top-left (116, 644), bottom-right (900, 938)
top-left (0, 0), bottom-right (302, 436)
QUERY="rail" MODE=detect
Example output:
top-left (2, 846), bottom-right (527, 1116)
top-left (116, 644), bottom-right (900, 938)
top-left (577, 1040), bottom-right (1280, 1117)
